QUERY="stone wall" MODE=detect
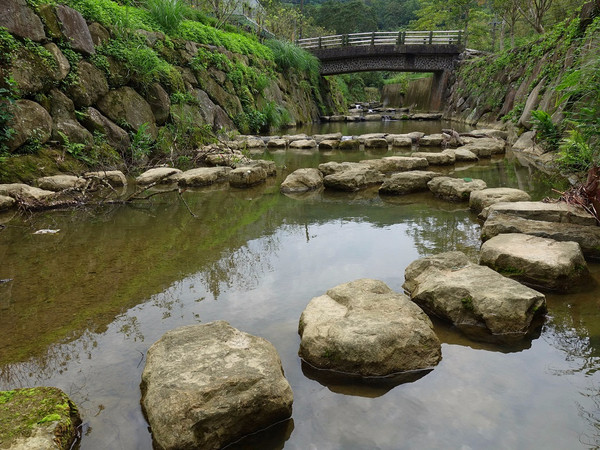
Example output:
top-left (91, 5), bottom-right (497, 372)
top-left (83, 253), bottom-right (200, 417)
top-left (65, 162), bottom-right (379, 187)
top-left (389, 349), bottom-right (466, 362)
top-left (0, 0), bottom-right (341, 169)
top-left (442, 3), bottom-right (600, 130)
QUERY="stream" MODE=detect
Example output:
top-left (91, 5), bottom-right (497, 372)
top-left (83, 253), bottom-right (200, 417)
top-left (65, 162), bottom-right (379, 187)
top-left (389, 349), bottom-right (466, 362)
top-left (1, 120), bottom-right (600, 449)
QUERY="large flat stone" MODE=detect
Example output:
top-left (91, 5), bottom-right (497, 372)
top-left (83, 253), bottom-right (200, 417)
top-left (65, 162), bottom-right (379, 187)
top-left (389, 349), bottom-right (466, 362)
top-left (482, 212), bottom-right (600, 260)
top-left (299, 279), bottom-right (441, 376)
top-left (141, 321), bottom-right (293, 450)
top-left (469, 188), bottom-right (531, 213)
top-left (136, 167), bottom-right (182, 185)
top-left (54, 5), bottom-right (95, 55)
top-left (403, 251), bottom-right (546, 340)
top-left (361, 156), bottom-right (429, 173)
top-left (177, 167), bottom-right (231, 187)
top-left (479, 233), bottom-right (589, 292)
top-left (0, 183), bottom-right (55, 201)
top-left (318, 161), bottom-right (367, 176)
top-left (281, 168), bottom-right (323, 193)
top-left (412, 150), bottom-right (455, 166)
top-left (36, 175), bottom-right (85, 191)
top-left (323, 167), bottom-right (384, 191)
top-left (229, 166), bottom-right (267, 187)
top-left (481, 201), bottom-right (597, 226)
top-left (427, 176), bottom-right (487, 201)
top-left (456, 138), bottom-right (505, 157)
top-left (379, 171), bottom-right (442, 195)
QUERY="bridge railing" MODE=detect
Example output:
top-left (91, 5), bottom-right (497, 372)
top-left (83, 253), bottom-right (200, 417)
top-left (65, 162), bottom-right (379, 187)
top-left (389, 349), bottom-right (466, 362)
top-left (297, 30), bottom-right (463, 49)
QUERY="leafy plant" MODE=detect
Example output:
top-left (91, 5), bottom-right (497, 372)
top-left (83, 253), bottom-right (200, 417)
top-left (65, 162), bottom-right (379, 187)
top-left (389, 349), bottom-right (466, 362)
top-left (129, 123), bottom-right (154, 164)
top-left (0, 78), bottom-right (17, 156)
top-left (557, 130), bottom-right (596, 173)
top-left (57, 131), bottom-right (95, 165)
top-left (144, 0), bottom-right (188, 33)
top-left (531, 110), bottom-right (563, 151)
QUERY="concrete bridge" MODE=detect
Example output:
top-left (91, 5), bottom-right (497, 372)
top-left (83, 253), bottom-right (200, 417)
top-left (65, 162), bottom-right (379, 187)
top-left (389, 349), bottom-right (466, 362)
top-left (296, 31), bottom-right (464, 110)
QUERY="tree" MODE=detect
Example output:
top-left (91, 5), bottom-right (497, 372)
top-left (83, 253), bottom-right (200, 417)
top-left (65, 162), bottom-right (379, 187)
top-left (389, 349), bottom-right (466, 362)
top-left (515, 0), bottom-right (552, 33)
top-left (491, 0), bottom-right (522, 48)
top-left (310, 0), bottom-right (378, 35)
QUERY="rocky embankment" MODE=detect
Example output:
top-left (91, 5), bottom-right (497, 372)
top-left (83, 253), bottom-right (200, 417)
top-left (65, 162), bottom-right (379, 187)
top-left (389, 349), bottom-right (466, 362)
top-left (0, 0), bottom-right (341, 182)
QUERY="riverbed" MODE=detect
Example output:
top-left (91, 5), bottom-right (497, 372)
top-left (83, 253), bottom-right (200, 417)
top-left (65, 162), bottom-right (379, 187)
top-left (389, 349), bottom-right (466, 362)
top-left (1, 121), bottom-right (600, 449)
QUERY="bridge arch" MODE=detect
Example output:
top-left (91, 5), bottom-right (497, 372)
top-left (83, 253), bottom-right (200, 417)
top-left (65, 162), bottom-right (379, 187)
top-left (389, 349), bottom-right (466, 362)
top-left (297, 31), bottom-right (464, 109)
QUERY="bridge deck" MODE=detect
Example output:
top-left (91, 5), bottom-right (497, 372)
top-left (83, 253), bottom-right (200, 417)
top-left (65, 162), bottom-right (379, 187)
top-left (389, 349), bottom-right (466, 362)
top-left (297, 30), bottom-right (463, 49)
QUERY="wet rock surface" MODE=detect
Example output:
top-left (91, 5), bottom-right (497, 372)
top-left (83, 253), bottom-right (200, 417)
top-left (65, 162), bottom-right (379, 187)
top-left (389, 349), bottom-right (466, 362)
top-left (403, 252), bottom-right (546, 340)
top-left (298, 279), bottom-right (441, 376)
top-left (479, 233), bottom-right (589, 292)
top-left (141, 321), bottom-right (293, 450)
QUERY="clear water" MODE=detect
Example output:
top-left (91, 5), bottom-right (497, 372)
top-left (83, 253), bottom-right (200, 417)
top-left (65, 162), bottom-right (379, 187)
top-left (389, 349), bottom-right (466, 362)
top-left (1, 125), bottom-right (599, 449)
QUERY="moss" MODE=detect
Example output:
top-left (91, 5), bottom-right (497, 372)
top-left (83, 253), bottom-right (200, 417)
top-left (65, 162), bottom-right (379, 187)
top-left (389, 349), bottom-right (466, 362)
top-left (0, 147), bottom-right (87, 183)
top-left (461, 296), bottom-right (474, 311)
top-left (497, 266), bottom-right (525, 276)
top-left (0, 387), bottom-right (80, 447)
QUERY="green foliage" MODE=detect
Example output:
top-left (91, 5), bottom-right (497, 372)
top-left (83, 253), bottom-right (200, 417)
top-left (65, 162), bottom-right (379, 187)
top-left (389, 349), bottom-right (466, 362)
top-left (129, 123), bottom-right (154, 164)
top-left (310, 0), bottom-right (377, 35)
top-left (531, 110), bottom-right (563, 151)
top-left (0, 78), bottom-right (17, 156)
top-left (177, 21), bottom-right (273, 60)
top-left (23, 39), bottom-right (57, 70)
top-left (461, 296), bottom-right (474, 311)
top-left (557, 130), bottom-right (596, 173)
top-left (264, 39), bottom-right (320, 77)
top-left (144, 0), bottom-right (188, 33)
top-left (170, 91), bottom-right (196, 105)
top-left (234, 109), bottom-right (267, 134)
top-left (0, 27), bottom-right (19, 64)
top-left (58, 44), bottom-right (82, 88)
top-left (65, 0), bottom-right (156, 32)
top-left (98, 36), bottom-right (177, 89)
top-left (57, 131), bottom-right (96, 165)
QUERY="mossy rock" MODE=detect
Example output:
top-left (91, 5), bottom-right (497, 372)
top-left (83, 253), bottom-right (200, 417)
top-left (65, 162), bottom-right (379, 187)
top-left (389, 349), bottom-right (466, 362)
top-left (0, 386), bottom-right (81, 449)
top-left (0, 147), bottom-right (87, 184)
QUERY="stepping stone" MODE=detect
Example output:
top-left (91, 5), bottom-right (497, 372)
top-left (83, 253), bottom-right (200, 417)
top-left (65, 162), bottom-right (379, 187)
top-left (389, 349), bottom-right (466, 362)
top-left (453, 148), bottom-right (479, 162)
top-left (411, 150), bottom-right (455, 165)
top-left (229, 166), bottom-right (267, 187)
top-left (289, 139), bottom-right (317, 149)
top-left (338, 139), bottom-right (360, 150)
top-left (280, 168), bottom-right (323, 193)
top-left (84, 170), bottom-right (127, 186)
top-left (177, 167), bottom-right (231, 187)
top-left (318, 139), bottom-right (339, 150)
top-left (419, 133), bottom-right (444, 146)
top-left (136, 167), bottom-right (182, 185)
top-left (479, 233), bottom-right (589, 292)
top-left (427, 176), bottom-right (487, 201)
top-left (0, 387), bottom-right (81, 450)
top-left (298, 279), bottom-right (441, 376)
top-left (0, 183), bottom-right (55, 201)
top-left (481, 201), bottom-right (597, 226)
top-left (469, 188), bottom-right (531, 213)
top-left (36, 175), bottom-right (85, 191)
top-left (482, 212), bottom-right (600, 260)
top-left (0, 195), bottom-right (15, 210)
top-left (323, 166), bottom-right (384, 191)
top-left (318, 161), bottom-right (367, 176)
top-left (250, 159), bottom-right (277, 176)
top-left (267, 138), bottom-right (287, 148)
top-left (391, 136), bottom-right (412, 147)
top-left (403, 251), bottom-right (546, 340)
top-left (314, 132), bottom-right (342, 143)
top-left (456, 138), bottom-right (505, 157)
top-left (361, 156), bottom-right (428, 173)
top-left (364, 138), bottom-right (388, 148)
top-left (141, 321), bottom-right (293, 450)
top-left (379, 170), bottom-right (442, 195)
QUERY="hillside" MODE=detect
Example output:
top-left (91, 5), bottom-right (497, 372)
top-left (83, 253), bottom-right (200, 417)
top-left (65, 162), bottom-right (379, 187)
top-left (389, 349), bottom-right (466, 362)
top-left (0, 0), bottom-right (343, 182)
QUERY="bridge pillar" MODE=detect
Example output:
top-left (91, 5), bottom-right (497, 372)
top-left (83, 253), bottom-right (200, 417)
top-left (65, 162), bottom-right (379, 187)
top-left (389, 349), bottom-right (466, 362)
top-left (430, 70), bottom-right (451, 111)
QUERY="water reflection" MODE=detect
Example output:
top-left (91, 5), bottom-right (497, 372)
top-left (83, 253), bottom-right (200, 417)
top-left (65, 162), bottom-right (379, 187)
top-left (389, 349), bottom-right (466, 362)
top-left (301, 360), bottom-right (432, 398)
top-left (2, 141), bottom-right (600, 449)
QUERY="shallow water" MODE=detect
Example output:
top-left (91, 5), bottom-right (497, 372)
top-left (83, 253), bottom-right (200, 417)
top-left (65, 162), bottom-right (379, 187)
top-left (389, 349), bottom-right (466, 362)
top-left (1, 127), bottom-right (600, 449)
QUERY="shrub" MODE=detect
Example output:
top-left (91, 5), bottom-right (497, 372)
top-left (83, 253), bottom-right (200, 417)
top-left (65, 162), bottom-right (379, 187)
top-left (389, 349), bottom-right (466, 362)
top-left (531, 110), bottom-right (563, 151)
